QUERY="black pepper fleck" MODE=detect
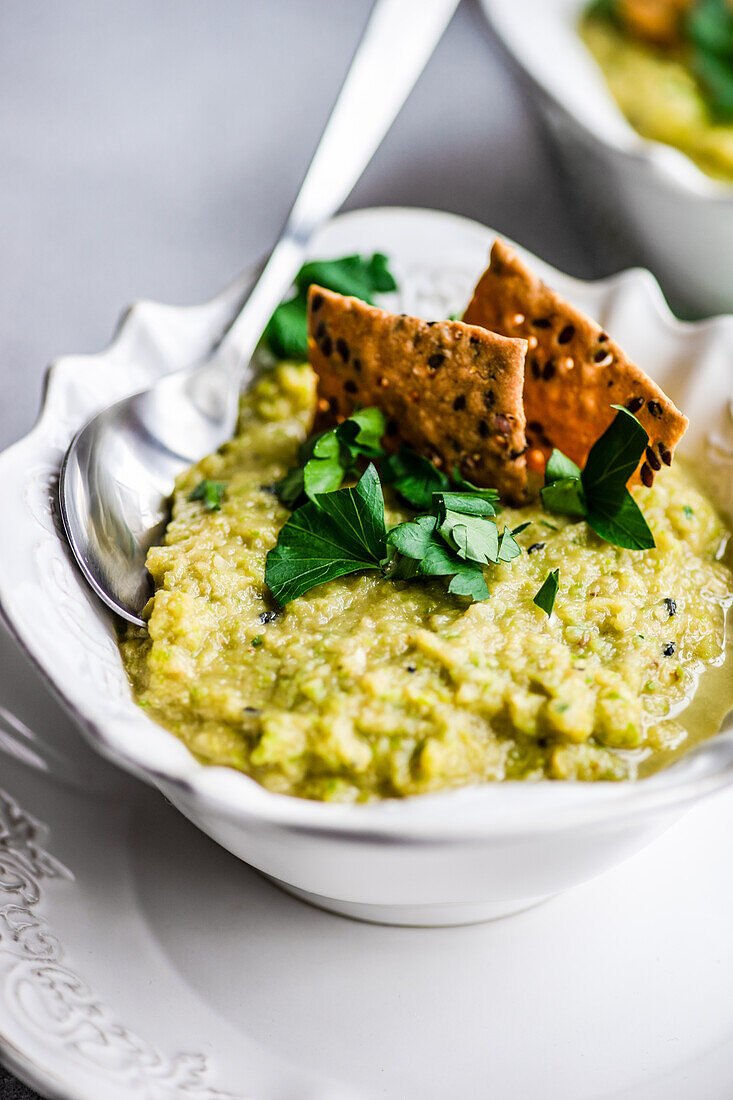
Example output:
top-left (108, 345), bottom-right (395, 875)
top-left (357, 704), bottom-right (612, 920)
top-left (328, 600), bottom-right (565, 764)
top-left (663, 642), bottom-right (675, 657)
top-left (453, 394), bottom-right (467, 411)
top-left (663, 598), bottom-right (677, 617)
top-left (527, 542), bottom-right (546, 554)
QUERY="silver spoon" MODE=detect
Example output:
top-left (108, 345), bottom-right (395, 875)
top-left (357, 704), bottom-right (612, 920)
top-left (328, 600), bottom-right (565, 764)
top-left (60, 0), bottom-right (459, 628)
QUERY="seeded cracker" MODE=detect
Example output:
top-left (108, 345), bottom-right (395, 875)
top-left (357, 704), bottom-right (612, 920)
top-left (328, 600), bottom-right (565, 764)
top-left (463, 240), bottom-right (688, 486)
top-left (307, 286), bottom-right (529, 502)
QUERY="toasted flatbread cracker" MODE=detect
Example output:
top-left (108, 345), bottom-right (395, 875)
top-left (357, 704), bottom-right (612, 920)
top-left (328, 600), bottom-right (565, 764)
top-left (463, 240), bottom-right (688, 487)
top-left (307, 286), bottom-right (529, 502)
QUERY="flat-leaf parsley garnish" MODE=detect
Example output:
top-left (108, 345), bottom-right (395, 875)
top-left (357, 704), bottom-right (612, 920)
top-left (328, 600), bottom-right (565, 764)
top-left (265, 466), bottom-right (520, 606)
top-left (265, 464), bottom-right (387, 605)
top-left (188, 479), bottom-right (226, 512)
top-left (276, 410), bottom-right (503, 513)
top-left (264, 253), bottom-right (397, 360)
top-left (381, 448), bottom-right (450, 509)
top-left (540, 406), bottom-right (656, 551)
top-left (533, 568), bottom-right (560, 617)
top-left (274, 407), bottom-right (386, 509)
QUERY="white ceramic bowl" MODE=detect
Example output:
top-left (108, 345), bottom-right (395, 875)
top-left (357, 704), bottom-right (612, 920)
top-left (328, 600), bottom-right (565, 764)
top-left (481, 0), bottom-right (733, 318)
top-left (2, 205), bottom-right (733, 927)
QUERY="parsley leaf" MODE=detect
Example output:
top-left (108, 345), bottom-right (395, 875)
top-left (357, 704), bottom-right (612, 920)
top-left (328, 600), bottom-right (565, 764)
top-left (586, 493), bottom-right (656, 552)
top-left (688, 0), bottom-right (733, 119)
top-left (583, 405), bottom-right (648, 495)
top-left (534, 569), bottom-right (560, 617)
top-left (447, 566), bottom-right (490, 601)
top-left (451, 468), bottom-right (501, 508)
top-left (541, 477), bottom-right (587, 517)
top-left (541, 407), bottom-right (655, 551)
top-left (381, 448), bottom-right (450, 509)
top-left (380, 451), bottom-right (502, 512)
top-left (188, 479), bottom-right (226, 512)
top-left (338, 407), bottom-right (386, 459)
top-left (266, 436), bottom-right (521, 606)
top-left (264, 253), bottom-right (397, 360)
top-left (265, 465), bottom-right (387, 604)
top-left (541, 450), bottom-right (586, 517)
top-left (275, 408), bottom-right (386, 509)
top-left (295, 253), bottom-right (397, 300)
top-left (440, 508), bottom-right (500, 564)
top-left (497, 527), bottom-right (523, 562)
top-left (386, 514), bottom-right (490, 601)
top-left (263, 296), bottom-right (310, 361)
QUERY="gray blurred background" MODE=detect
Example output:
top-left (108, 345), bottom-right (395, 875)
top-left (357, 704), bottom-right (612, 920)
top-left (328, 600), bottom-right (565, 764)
top-left (0, 0), bottom-right (600, 1095)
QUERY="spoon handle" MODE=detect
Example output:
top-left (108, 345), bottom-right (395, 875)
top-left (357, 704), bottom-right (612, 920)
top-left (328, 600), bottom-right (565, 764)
top-left (215, 0), bottom-right (460, 375)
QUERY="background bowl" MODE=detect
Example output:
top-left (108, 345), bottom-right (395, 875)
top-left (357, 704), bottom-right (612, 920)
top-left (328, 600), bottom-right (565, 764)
top-left (481, 0), bottom-right (733, 318)
top-left (1, 205), bottom-right (733, 926)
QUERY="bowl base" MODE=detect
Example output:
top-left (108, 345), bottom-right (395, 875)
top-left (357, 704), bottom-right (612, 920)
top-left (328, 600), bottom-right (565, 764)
top-left (266, 877), bottom-right (555, 926)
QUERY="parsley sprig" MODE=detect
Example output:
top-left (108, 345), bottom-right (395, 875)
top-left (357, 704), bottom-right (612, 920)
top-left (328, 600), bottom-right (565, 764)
top-left (264, 253), bottom-right (397, 360)
top-left (265, 404), bottom-right (658, 607)
top-left (266, 466), bottom-right (518, 606)
top-left (275, 408), bottom-right (386, 509)
top-left (275, 407), bottom-right (501, 513)
top-left (540, 406), bottom-right (655, 551)
top-left (386, 493), bottom-right (522, 603)
top-left (265, 465), bottom-right (387, 604)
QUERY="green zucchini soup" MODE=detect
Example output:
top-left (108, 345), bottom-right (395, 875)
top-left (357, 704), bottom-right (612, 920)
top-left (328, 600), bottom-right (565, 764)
top-left (119, 245), bottom-right (733, 802)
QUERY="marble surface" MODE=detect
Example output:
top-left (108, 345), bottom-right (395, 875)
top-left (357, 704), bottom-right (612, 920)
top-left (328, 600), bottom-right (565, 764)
top-left (0, 1), bottom-right (608, 1096)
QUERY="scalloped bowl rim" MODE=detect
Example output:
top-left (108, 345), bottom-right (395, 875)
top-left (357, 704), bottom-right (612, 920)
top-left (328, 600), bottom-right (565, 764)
top-left (2, 205), bottom-right (733, 844)
top-left (481, 0), bottom-right (733, 202)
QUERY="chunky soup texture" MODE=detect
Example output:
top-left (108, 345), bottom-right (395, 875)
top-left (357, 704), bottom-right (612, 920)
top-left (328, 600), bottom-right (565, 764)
top-left (120, 363), bottom-right (733, 801)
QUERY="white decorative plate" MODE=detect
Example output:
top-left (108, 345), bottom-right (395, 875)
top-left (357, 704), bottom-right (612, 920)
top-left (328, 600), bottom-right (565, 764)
top-left (4, 618), bottom-right (733, 1100)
